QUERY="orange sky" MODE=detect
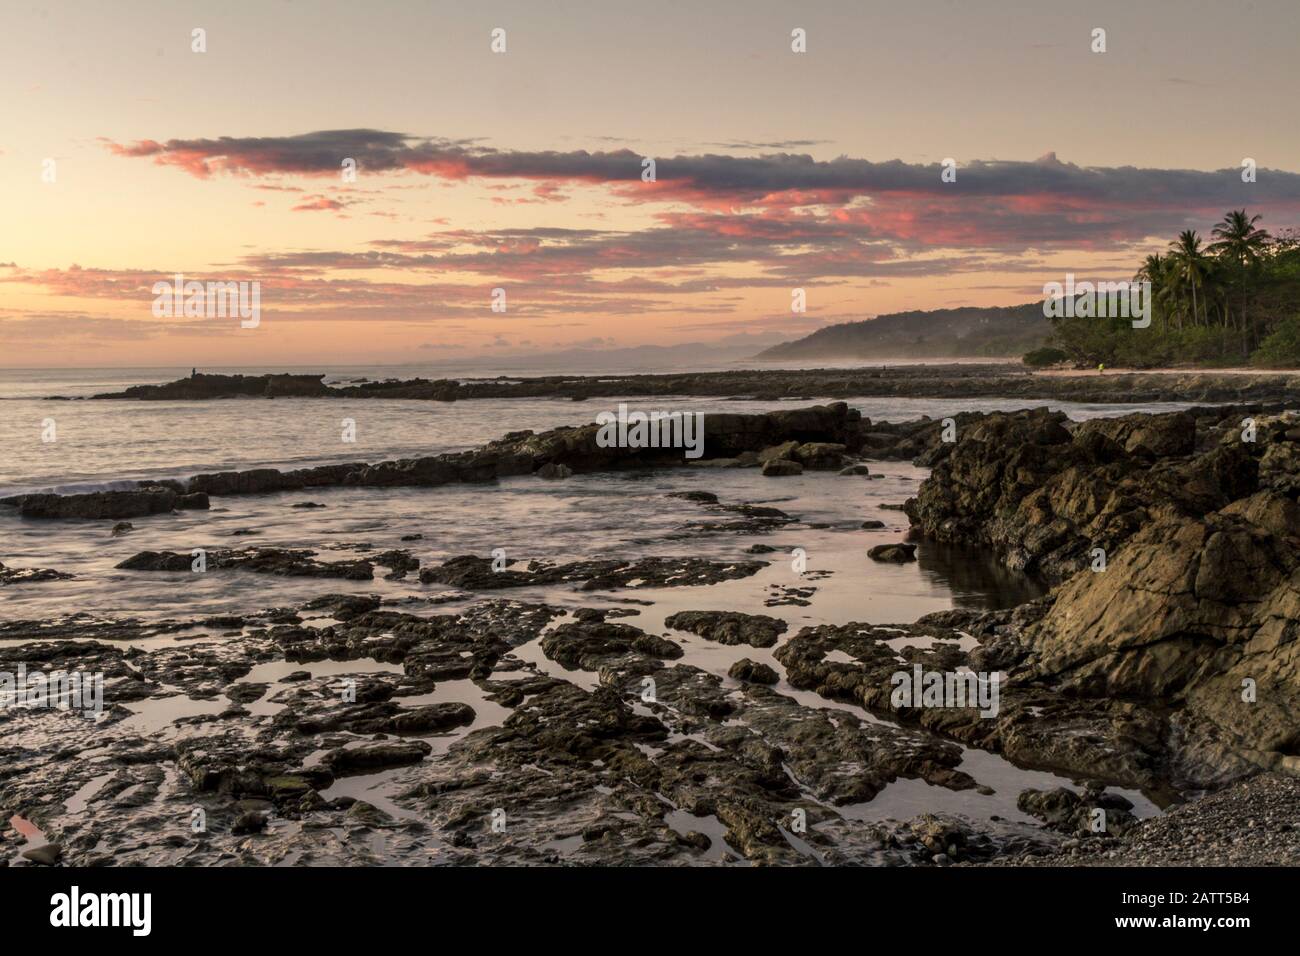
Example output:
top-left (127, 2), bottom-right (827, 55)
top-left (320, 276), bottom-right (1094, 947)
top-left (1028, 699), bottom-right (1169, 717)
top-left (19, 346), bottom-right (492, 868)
top-left (4, 0), bottom-right (1300, 366)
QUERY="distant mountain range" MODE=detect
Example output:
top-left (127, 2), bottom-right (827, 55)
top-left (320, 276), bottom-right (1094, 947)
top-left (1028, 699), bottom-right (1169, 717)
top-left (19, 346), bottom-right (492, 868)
top-left (755, 303), bottom-right (1051, 360)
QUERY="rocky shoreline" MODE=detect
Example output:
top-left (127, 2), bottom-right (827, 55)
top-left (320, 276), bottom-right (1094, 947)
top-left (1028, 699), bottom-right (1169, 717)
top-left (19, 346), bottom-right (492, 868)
top-left (3, 398), bottom-right (1299, 866)
top-left (74, 366), bottom-right (1300, 405)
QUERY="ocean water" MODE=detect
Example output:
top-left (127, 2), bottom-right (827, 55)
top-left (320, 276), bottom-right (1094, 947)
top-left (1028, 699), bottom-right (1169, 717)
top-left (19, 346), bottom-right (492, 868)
top-left (0, 365), bottom-right (1201, 496)
top-left (0, 365), bottom-right (1188, 833)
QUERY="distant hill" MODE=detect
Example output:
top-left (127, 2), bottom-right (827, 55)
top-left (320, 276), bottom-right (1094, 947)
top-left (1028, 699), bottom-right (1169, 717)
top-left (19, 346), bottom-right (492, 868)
top-left (755, 303), bottom-right (1051, 360)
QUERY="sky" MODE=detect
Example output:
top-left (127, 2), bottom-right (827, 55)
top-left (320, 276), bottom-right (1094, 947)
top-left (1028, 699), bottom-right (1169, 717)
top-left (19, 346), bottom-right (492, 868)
top-left (3, 0), bottom-right (1300, 367)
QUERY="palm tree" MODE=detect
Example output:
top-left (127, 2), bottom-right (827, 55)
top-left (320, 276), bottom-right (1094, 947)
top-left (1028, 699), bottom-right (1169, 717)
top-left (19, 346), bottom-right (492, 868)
top-left (1135, 253), bottom-right (1173, 332)
top-left (1169, 230), bottom-right (1212, 327)
top-left (1208, 209), bottom-right (1271, 267)
top-left (1209, 210), bottom-right (1271, 351)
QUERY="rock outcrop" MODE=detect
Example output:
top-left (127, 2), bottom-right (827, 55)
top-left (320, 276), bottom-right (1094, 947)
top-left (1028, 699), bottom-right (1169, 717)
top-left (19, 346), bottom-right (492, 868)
top-left (1, 487), bottom-right (209, 520)
top-left (904, 405), bottom-right (1300, 787)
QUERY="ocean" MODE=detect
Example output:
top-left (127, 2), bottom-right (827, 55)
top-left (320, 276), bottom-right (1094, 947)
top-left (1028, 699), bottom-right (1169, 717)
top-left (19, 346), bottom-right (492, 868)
top-left (1, 364), bottom-right (1185, 845)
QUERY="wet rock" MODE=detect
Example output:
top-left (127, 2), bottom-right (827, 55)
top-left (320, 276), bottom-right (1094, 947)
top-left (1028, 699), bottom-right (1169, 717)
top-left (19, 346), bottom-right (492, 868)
top-left (860, 519), bottom-right (886, 529)
top-left (225, 683), bottom-right (269, 704)
top-left (761, 459), bottom-right (803, 477)
top-left (93, 372), bottom-right (333, 401)
top-left (231, 811), bottom-right (268, 835)
top-left (541, 620), bottom-right (683, 670)
top-left (419, 554), bottom-right (765, 592)
top-left (300, 593), bottom-right (382, 620)
top-left (372, 550), bottom-right (419, 580)
top-left (758, 441), bottom-right (800, 463)
top-left (679, 498), bottom-right (798, 536)
top-left (728, 659), bottom-right (779, 684)
top-left (794, 442), bottom-right (846, 470)
top-left (537, 463), bottom-right (573, 479)
top-left (1017, 786), bottom-right (1137, 837)
top-left (0, 487), bottom-right (208, 520)
top-left (840, 464), bottom-right (871, 476)
top-left (322, 741), bottom-right (432, 775)
top-left (868, 543), bottom-right (917, 563)
top-left (0, 561), bottom-right (74, 585)
top-left (665, 611), bottom-right (788, 648)
top-left (116, 547), bottom-right (375, 580)
top-left (87, 367), bottom-right (1300, 407)
top-left (111, 521), bottom-right (134, 536)
top-left (386, 703), bottom-right (476, 734)
top-left (668, 491), bottom-right (719, 504)
top-left (345, 801), bottom-right (394, 827)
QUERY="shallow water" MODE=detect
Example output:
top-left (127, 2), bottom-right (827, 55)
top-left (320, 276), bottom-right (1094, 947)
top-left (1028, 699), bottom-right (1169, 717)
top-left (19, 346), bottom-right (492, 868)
top-left (0, 366), bottom-right (1187, 861)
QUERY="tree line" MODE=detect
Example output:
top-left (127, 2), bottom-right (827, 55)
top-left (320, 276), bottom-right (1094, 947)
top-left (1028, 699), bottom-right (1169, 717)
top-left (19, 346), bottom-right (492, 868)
top-left (1034, 210), bottom-right (1300, 368)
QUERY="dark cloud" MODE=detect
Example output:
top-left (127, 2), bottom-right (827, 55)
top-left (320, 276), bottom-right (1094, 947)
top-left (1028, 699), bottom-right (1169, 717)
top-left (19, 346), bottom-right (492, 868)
top-left (105, 131), bottom-right (1300, 208)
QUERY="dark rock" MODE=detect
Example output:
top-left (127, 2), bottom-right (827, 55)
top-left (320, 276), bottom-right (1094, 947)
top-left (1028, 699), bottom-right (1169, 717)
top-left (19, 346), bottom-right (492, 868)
top-left (322, 741), bottom-right (432, 775)
top-left (665, 611), bottom-right (789, 648)
top-left (728, 659), bottom-right (779, 684)
top-left (868, 543), bottom-right (917, 563)
top-left (21, 844), bottom-right (63, 866)
top-left (1, 487), bottom-right (207, 520)
top-left (761, 459), bottom-right (803, 477)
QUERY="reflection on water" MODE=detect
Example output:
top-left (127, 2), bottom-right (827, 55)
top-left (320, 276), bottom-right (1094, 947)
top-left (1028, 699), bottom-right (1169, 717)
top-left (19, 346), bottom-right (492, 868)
top-left (917, 541), bottom-right (1050, 611)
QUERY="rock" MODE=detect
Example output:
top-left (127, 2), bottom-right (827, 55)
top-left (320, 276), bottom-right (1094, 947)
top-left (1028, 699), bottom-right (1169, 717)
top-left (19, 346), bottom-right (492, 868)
top-left (665, 611), bottom-right (789, 648)
top-left (537, 463), bottom-right (573, 479)
top-left (761, 459), bottom-right (803, 477)
top-left (322, 741), bottom-right (432, 775)
top-left (117, 547), bottom-right (374, 579)
top-left (226, 683), bottom-right (269, 704)
top-left (0, 562), bottom-right (74, 585)
top-left (111, 521), bottom-right (134, 536)
top-left (231, 811), bottom-right (268, 835)
top-left (345, 801), bottom-right (394, 827)
top-left (728, 659), bottom-right (779, 684)
top-left (385, 703), bottom-right (475, 734)
top-left (668, 491), bottom-right (719, 503)
top-left (904, 405), bottom-right (1300, 787)
top-left (20, 844), bottom-right (63, 866)
top-left (1017, 787), bottom-right (1137, 836)
top-left (0, 487), bottom-right (208, 520)
top-left (84, 367), bottom-right (1300, 408)
top-left (868, 543), bottom-right (917, 563)
top-left (758, 441), bottom-right (800, 463)
top-left (794, 442), bottom-right (847, 470)
top-left (541, 620), bottom-right (683, 670)
top-left (292, 501), bottom-right (327, 509)
top-left (419, 554), bottom-right (765, 591)
top-left (839, 464), bottom-right (871, 476)
top-left (860, 519), bottom-right (885, 529)
top-left (94, 372), bottom-right (333, 400)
